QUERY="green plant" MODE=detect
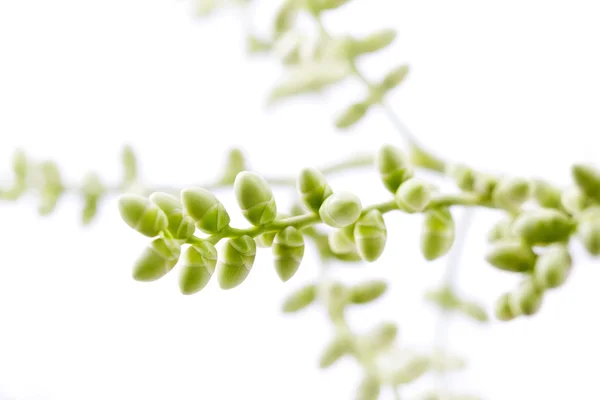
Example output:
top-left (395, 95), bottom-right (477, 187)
top-left (1, 1), bottom-right (599, 399)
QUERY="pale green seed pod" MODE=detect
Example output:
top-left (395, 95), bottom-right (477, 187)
top-left (458, 301), bottom-right (489, 323)
top-left (447, 163), bottom-right (476, 192)
top-left (485, 240), bottom-right (536, 272)
top-left (532, 179), bottom-right (563, 209)
top-left (121, 144), bottom-right (137, 186)
top-left (366, 322), bottom-right (398, 352)
top-left (473, 173), bottom-right (497, 199)
top-left (561, 186), bottom-right (589, 215)
top-left (376, 144), bottom-right (414, 193)
top-left (217, 236), bottom-right (257, 290)
top-left (492, 177), bottom-right (530, 211)
top-left (420, 208), bottom-right (455, 261)
top-left (335, 102), bottom-right (370, 129)
top-left (281, 283), bottom-right (317, 313)
top-left (297, 167), bottom-right (333, 213)
top-left (272, 227), bottom-right (305, 282)
top-left (487, 217), bottom-right (514, 243)
top-left (234, 171), bottom-right (277, 226)
top-left (395, 178), bottom-right (432, 213)
top-left (178, 242), bottom-right (218, 295)
top-left (355, 375), bottom-right (380, 400)
top-left (379, 65), bottom-right (409, 92)
top-left (118, 194), bottom-right (168, 237)
top-left (353, 210), bottom-right (387, 262)
top-left (328, 229), bottom-right (357, 255)
top-left (351, 29), bottom-right (397, 56)
top-left (181, 188), bottom-right (230, 234)
top-left (510, 279), bottom-right (544, 316)
top-left (150, 192), bottom-right (195, 240)
top-left (512, 208), bottom-right (575, 245)
top-left (319, 334), bottom-right (352, 369)
top-left (132, 237), bottom-right (180, 282)
top-left (494, 292), bottom-right (517, 321)
top-left (219, 147), bottom-right (247, 185)
top-left (577, 207), bottom-right (600, 256)
top-left (348, 280), bottom-right (387, 304)
top-left (424, 286), bottom-right (460, 311)
top-left (572, 163), bottom-right (600, 202)
top-left (390, 355), bottom-right (431, 385)
top-left (534, 245), bottom-right (572, 290)
top-left (319, 192), bottom-right (362, 228)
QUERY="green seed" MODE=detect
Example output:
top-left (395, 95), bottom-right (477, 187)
top-left (572, 163), bottom-right (600, 202)
top-left (512, 208), bottom-right (575, 245)
top-left (181, 188), bottom-right (230, 234)
top-left (328, 229), bottom-right (357, 255)
top-left (118, 194), bottom-right (168, 237)
top-left (420, 208), bottom-right (455, 261)
top-left (380, 65), bottom-right (409, 92)
top-left (561, 186), bottom-right (590, 215)
top-left (178, 242), bottom-right (218, 295)
top-left (487, 217), bottom-right (514, 243)
top-left (350, 29), bottom-right (397, 56)
top-left (348, 280), bottom-right (387, 304)
top-left (494, 293), bottom-right (517, 321)
top-left (297, 167), bottom-right (333, 213)
top-left (492, 177), bottom-right (530, 211)
top-left (150, 192), bottom-right (195, 240)
top-left (577, 207), bottom-right (600, 255)
top-left (395, 178), bottom-right (432, 213)
top-left (121, 144), bottom-right (137, 185)
top-left (485, 240), bottom-right (536, 272)
top-left (510, 279), bottom-right (544, 316)
top-left (355, 374), bottom-right (380, 400)
top-left (473, 173), bottom-right (497, 199)
top-left (534, 245), bottom-right (572, 289)
top-left (234, 171), bottom-right (277, 226)
top-left (272, 227), bottom-right (305, 282)
top-left (132, 237), bottom-right (180, 282)
top-left (217, 236), bottom-right (257, 290)
top-left (376, 144), bottom-right (414, 193)
top-left (532, 179), bottom-right (563, 209)
top-left (319, 192), bottom-right (362, 228)
top-left (219, 147), bottom-right (247, 185)
top-left (335, 102), bottom-right (370, 129)
top-left (353, 210), bottom-right (387, 262)
top-left (319, 334), bottom-right (351, 369)
top-left (281, 283), bottom-right (317, 313)
top-left (447, 163), bottom-right (476, 192)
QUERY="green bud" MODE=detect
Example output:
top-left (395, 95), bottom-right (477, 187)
top-left (281, 283), bottom-right (317, 313)
top-left (132, 237), bottom-right (180, 282)
top-left (353, 210), bottom-right (387, 262)
top-left (390, 355), bottom-right (431, 385)
top-left (121, 144), bottom-right (137, 186)
top-left (335, 102), bottom-right (370, 129)
top-left (181, 188), bottom-right (230, 234)
top-left (328, 228), bottom-right (357, 255)
top-left (376, 144), bottom-right (414, 193)
top-left (492, 177), bottom-right (530, 211)
top-left (272, 1), bottom-right (297, 38)
top-left (272, 227), bottom-right (305, 282)
top-left (81, 172), bottom-right (106, 225)
top-left (219, 147), bottom-right (247, 185)
top-left (150, 192), bottom-right (195, 240)
top-left (355, 374), bottom-right (380, 400)
top-left (485, 240), bottom-right (536, 272)
top-left (458, 301), bottom-right (489, 323)
top-left (447, 163), bottom-right (476, 192)
top-left (297, 168), bottom-right (333, 213)
top-left (420, 208), bottom-right (455, 261)
top-left (510, 279), bottom-right (544, 316)
top-left (395, 178), bottom-right (432, 213)
top-left (424, 286), bottom-right (460, 311)
top-left (12, 149), bottom-right (28, 182)
top-left (178, 242), bottom-right (218, 295)
top-left (256, 231), bottom-right (277, 248)
top-left (473, 173), bottom-right (497, 199)
top-left (534, 245), bottom-right (572, 289)
top-left (38, 161), bottom-right (65, 216)
top-left (512, 208), bottom-right (575, 245)
top-left (348, 280), bottom-right (387, 304)
top-left (494, 293), bottom-right (517, 321)
top-left (319, 334), bottom-right (352, 369)
top-left (217, 236), bottom-right (257, 290)
top-left (319, 192), bottom-right (362, 228)
top-left (532, 179), bottom-right (563, 209)
top-left (487, 217), bottom-right (514, 243)
top-left (326, 281), bottom-right (349, 320)
top-left (577, 207), bottom-right (600, 255)
top-left (351, 29), bottom-right (397, 56)
top-left (561, 186), bottom-right (589, 215)
top-left (379, 65), bottom-right (409, 92)
top-left (81, 198), bottom-right (99, 225)
top-left (234, 171), bottom-right (277, 226)
top-left (364, 322), bottom-right (398, 353)
top-left (572, 163), bottom-right (600, 202)
top-left (118, 194), bottom-right (168, 237)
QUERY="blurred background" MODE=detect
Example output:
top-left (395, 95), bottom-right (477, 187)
top-left (1, 0), bottom-right (599, 399)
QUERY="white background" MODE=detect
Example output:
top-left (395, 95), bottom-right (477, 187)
top-left (1, 0), bottom-right (600, 399)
